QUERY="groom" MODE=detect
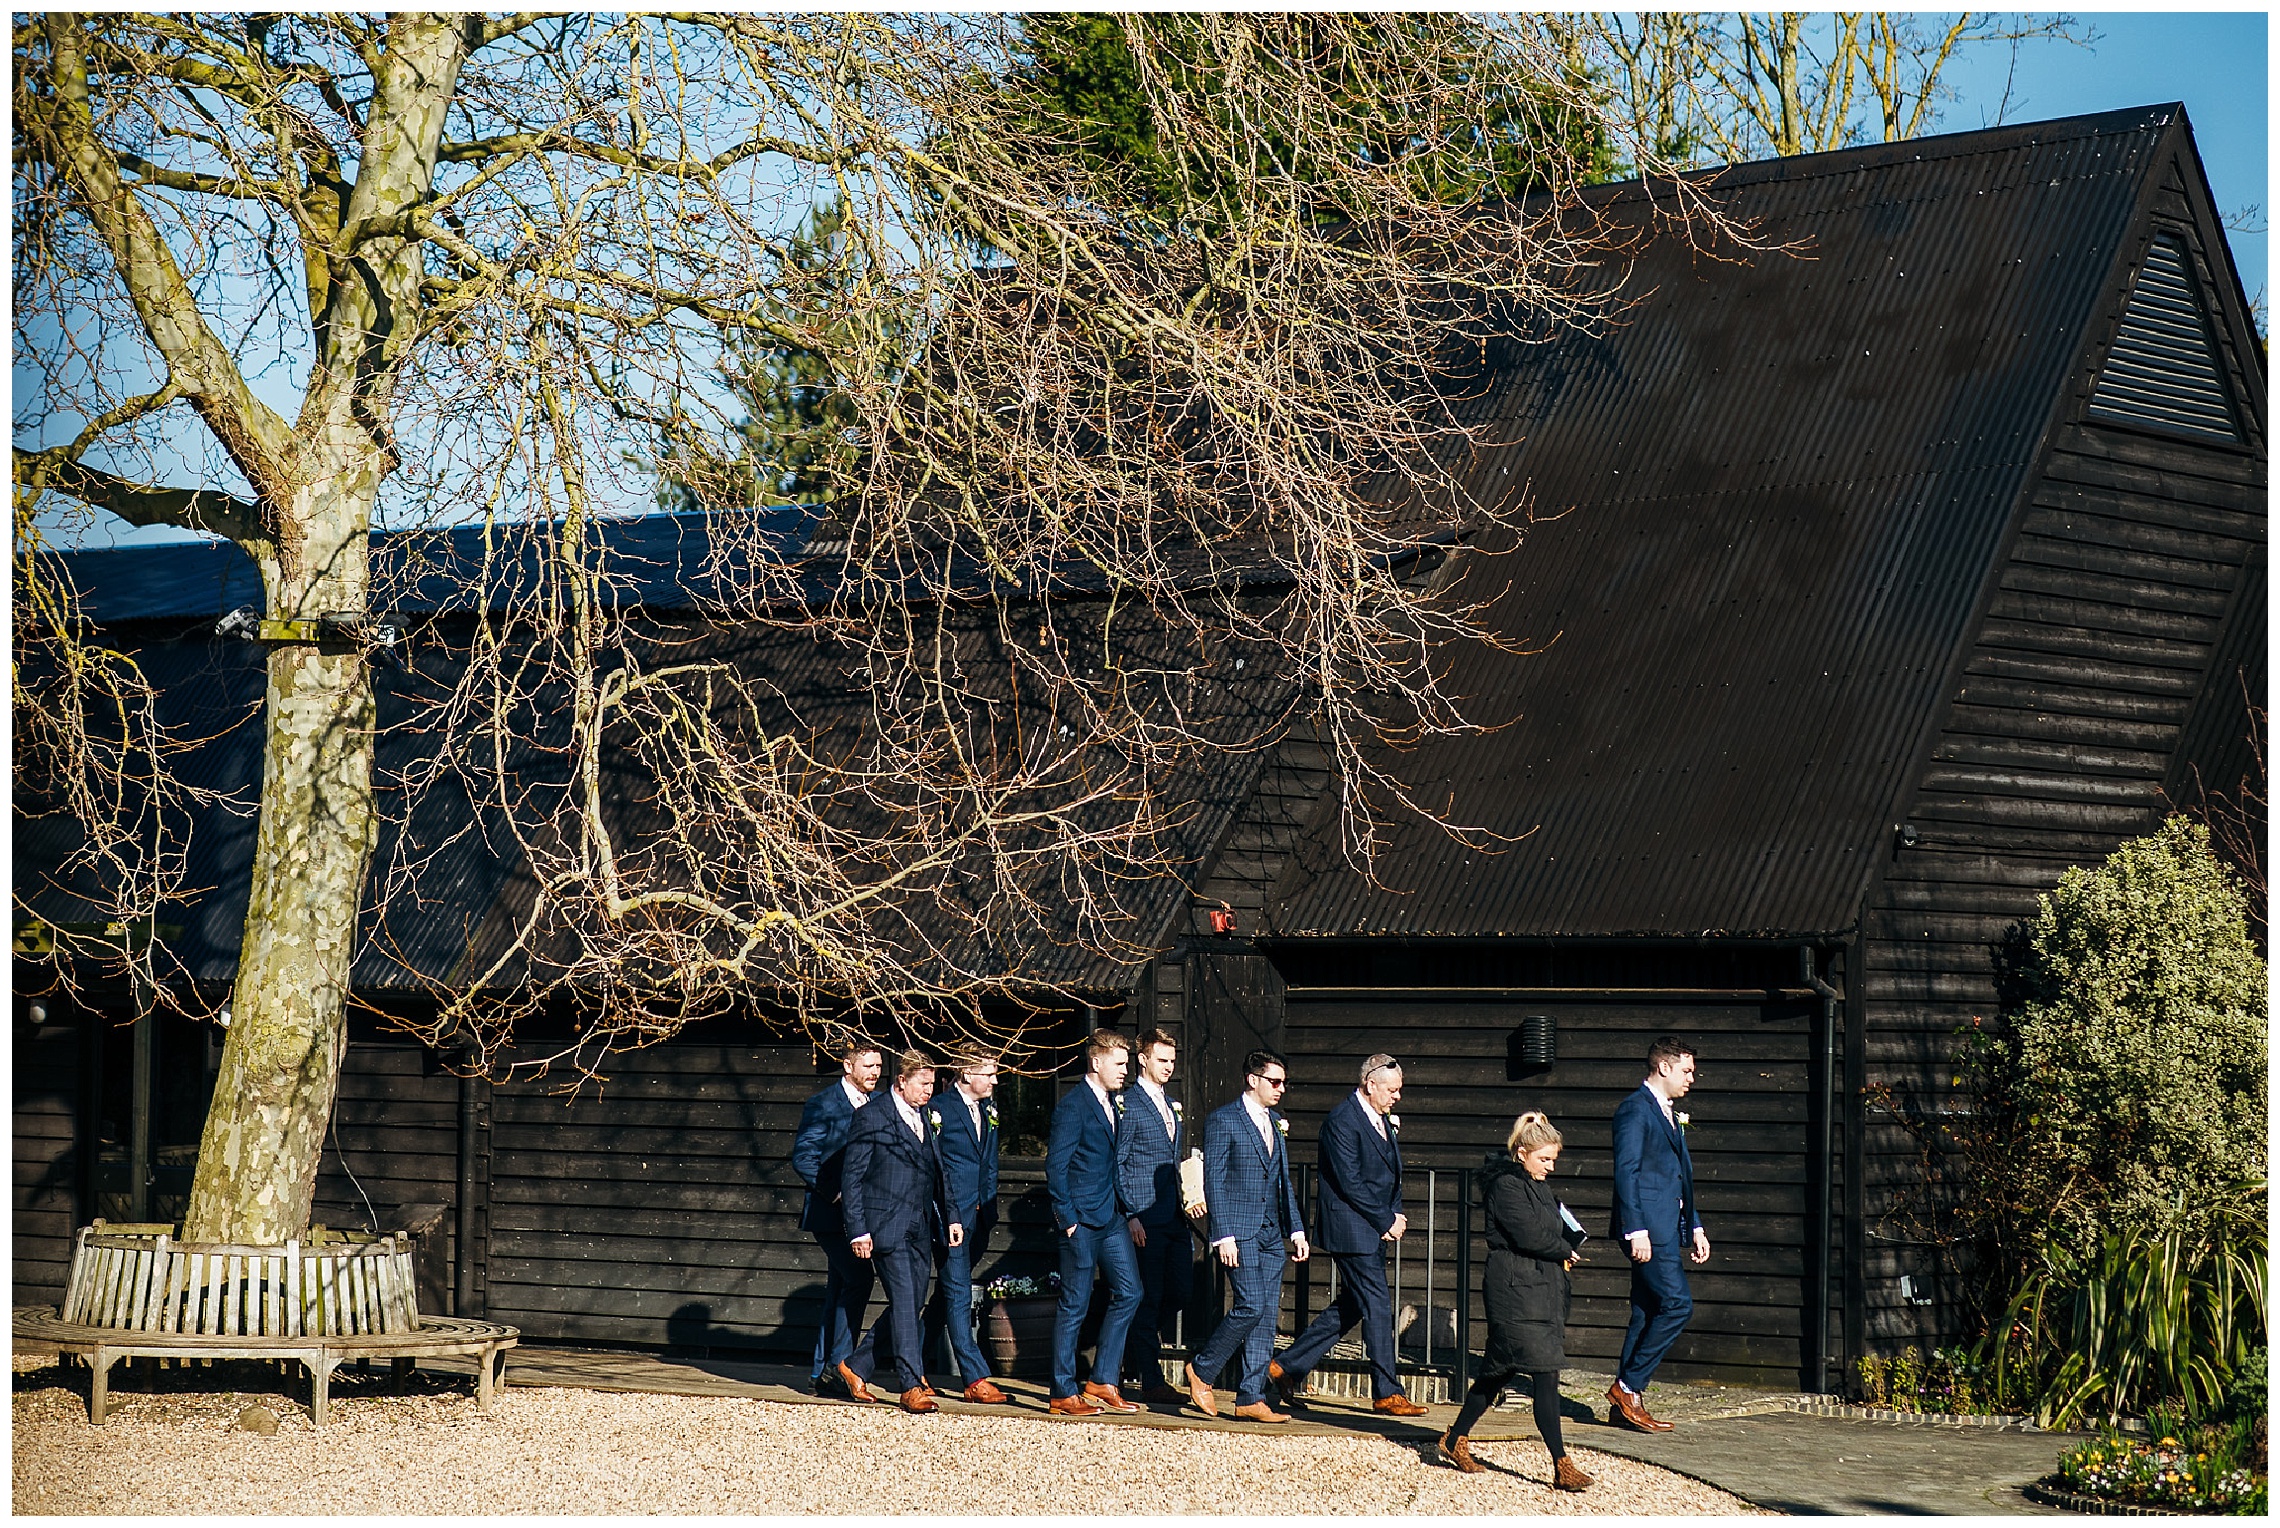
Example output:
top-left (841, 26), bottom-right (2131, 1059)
top-left (1607, 1034), bottom-right (1709, 1432)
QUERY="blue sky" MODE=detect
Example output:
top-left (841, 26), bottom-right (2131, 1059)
top-left (1937, 9), bottom-right (2267, 304)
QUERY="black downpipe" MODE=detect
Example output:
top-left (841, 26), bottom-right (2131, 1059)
top-left (1800, 945), bottom-right (1841, 1395)
top-left (455, 1055), bottom-right (480, 1318)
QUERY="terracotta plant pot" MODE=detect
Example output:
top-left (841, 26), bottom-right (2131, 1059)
top-left (984, 1296), bottom-right (1059, 1379)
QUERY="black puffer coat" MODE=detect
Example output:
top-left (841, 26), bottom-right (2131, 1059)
top-left (1478, 1152), bottom-right (1575, 1375)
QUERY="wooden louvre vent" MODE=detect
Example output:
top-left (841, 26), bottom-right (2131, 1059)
top-left (2087, 232), bottom-right (2241, 441)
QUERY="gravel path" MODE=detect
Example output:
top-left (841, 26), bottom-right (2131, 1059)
top-left (13, 1352), bottom-right (1763, 1516)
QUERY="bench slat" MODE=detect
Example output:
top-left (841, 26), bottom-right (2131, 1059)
top-left (97, 1247), bottom-right (128, 1328)
top-left (62, 1229), bottom-right (91, 1323)
top-left (128, 1247), bottom-right (154, 1332)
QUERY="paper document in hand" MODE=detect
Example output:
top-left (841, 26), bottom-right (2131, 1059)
top-left (1557, 1201), bottom-right (1589, 1247)
top-left (1179, 1150), bottom-right (1207, 1211)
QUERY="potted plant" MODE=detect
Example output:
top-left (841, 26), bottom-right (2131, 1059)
top-left (981, 1272), bottom-right (1061, 1378)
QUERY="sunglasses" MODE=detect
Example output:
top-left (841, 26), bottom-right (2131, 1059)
top-left (1255, 1075), bottom-right (1288, 1089)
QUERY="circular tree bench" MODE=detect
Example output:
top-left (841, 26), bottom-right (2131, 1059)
top-left (12, 1224), bottom-right (518, 1426)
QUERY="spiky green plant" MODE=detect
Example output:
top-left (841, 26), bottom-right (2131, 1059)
top-left (1983, 1181), bottom-right (2268, 1428)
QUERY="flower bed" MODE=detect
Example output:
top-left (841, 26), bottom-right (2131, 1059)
top-left (1851, 1345), bottom-right (2026, 1417)
top-left (2053, 1419), bottom-right (2267, 1516)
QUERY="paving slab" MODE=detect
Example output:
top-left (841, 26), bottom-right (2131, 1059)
top-left (1574, 1409), bottom-right (2084, 1516)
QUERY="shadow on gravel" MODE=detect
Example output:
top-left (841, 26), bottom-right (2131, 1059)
top-left (13, 1352), bottom-right (472, 1421)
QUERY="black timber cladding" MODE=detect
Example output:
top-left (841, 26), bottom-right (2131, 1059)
top-left (1858, 130), bottom-right (2265, 1344)
top-left (1263, 105), bottom-right (2219, 940)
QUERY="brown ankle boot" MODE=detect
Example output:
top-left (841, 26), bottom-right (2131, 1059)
top-left (1435, 1431), bottom-right (1485, 1474)
top-left (1552, 1455), bottom-right (1594, 1492)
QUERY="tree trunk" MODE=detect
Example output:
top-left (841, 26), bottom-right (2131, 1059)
top-left (176, 12), bottom-right (467, 1245)
top-left (184, 478), bottom-right (381, 1245)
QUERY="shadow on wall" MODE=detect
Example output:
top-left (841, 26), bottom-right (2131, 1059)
top-left (665, 1290), bottom-right (824, 1367)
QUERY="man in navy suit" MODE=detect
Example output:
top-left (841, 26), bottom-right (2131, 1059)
top-left (840, 1049), bottom-right (964, 1413)
top-left (1186, 1049), bottom-right (1309, 1423)
top-left (1607, 1034), bottom-right (1710, 1432)
top-left (1114, 1028), bottom-right (1206, 1403)
top-left (792, 1040), bottom-right (883, 1394)
top-left (925, 1053), bottom-right (1008, 1404)
top-left (1044, 1028), bottom-right (1144, 1416)
top-left (1266, 1053), bottom-right (1428, 1416)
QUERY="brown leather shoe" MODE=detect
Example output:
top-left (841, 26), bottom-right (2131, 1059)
top-left (961, 1379), bottom-right (1009, 1404)
top-left (1436, 1431), bottom-right (1485, 1473)
top-left (836, 1361), bottom-right (875, 1403)
top-left (1265, 1357), bottom-right (1302, 1407)
top-left (1139, 1382), bottom-right (1188, 1405)
top-left (1184, 1361), bottom-right (1218, 1418)
top-left (1233, 1400), bottom-right (1292, 1423)
top-left (1605, 1381), bottom-right (1672, 1432)
top-left (1553, 1455), bottom-right (1595, 1492)
top-left (1374, 1393), bottom-right (1429, 1417)
top-left (1083, 1382), bottom-right (1141, 1413)
top-left (918, 1380), bottom-right (937, 1396)
top-left (899, 1386), bottom-right (939, 1414)
top-left (1047, 1393), bottom-right (1102, 1417)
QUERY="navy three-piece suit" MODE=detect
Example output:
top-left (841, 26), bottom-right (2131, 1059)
top-left (1275, 1090), bottom-right (1406, 1398)
top-left (1610, 1082), bottom-right (1704, 1393)
top-left (1045, 1081), bottom-right (1142, 1400)
top-left (840, 1091), bottom-right (957, 1394)
top-left (926, 1089), bottom-right (999, 1385)
top-left (1113, 1083), bottom-right (1190, 1389)
top-left (791, 1079), bottom-right (871, 1381)
top-left (1190, 1098), bottom-right (1306, 1406)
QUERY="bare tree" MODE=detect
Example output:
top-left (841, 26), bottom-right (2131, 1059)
top-left (1568, 12), bottom-right (2094, 168)
top-left (14, 12), bottom-right (1720, 1243)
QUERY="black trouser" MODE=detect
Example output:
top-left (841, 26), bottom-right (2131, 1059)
top-left (1450, 1368), bottom-right (1564, 1459)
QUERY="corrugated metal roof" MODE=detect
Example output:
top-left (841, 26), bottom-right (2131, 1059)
top-left (32, 510), bottom-right (811, 625)
top-left (13, 596), bottom-right (1286, 997)
top-left (1267, 105), bottom-right (2205, 939)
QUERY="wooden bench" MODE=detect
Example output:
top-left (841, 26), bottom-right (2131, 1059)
top-left (12, 1225), bottom-right (518, 1426)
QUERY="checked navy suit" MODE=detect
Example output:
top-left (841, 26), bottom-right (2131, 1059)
top-left (841, 1091), bottom-right (957, 1394)
top-left (1610, 1082), bottom-right (1704, 1395)
top-left (791, 1078), bottom-right (873, 1381)
top-left (925, 1087), bottom-right (1000, 1384)
top-left (1190, 1097), bottom-right (1306, 1407)
top-left (1113, 1081), bottom-right (1191, 1389)
top-left (1274, 1089), bottom-right (1406, 1399)
top-left (1045, 1080), bottom-right (1142, 1401)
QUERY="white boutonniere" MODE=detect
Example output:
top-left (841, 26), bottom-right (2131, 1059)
top-left (983, 1102), bottom-right (998, 1129)
top-left (1170, 1100), bottom-right (1184, 1118)
top-left (1114, 1093), bottom-right (1127, 1116)
top-left (1274, 1116), bottom-right (1289, 1138)
top-left (927, 1109), bottom-right (943, 1134)
top-left (1386, 1113), bottom-right (1401, 1136)
top-left (1675, 1111), bottom-right (1690, 1132)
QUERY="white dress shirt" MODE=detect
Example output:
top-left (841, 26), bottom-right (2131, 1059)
top-left (1242, 1094), bottom-right (1275, 1152)
top-left (892, 1092), bottom-right (926, 1142)
top-left (1136, 1077), bottom-right (1176, 1136)
top-left (840, 1077), bottom-right (869, 1112)
top-left (1086, 1076), bottom-right (1117, 1130)
top-left (1355, 1089), bottom-right (1387, 1138)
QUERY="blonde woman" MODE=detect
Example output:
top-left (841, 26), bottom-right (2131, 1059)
top-left (1436, 1111), bottom-right (1591, 1491)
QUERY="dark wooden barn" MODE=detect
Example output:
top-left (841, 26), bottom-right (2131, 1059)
top-left (17, 105), bottom-right (2263, 1393)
